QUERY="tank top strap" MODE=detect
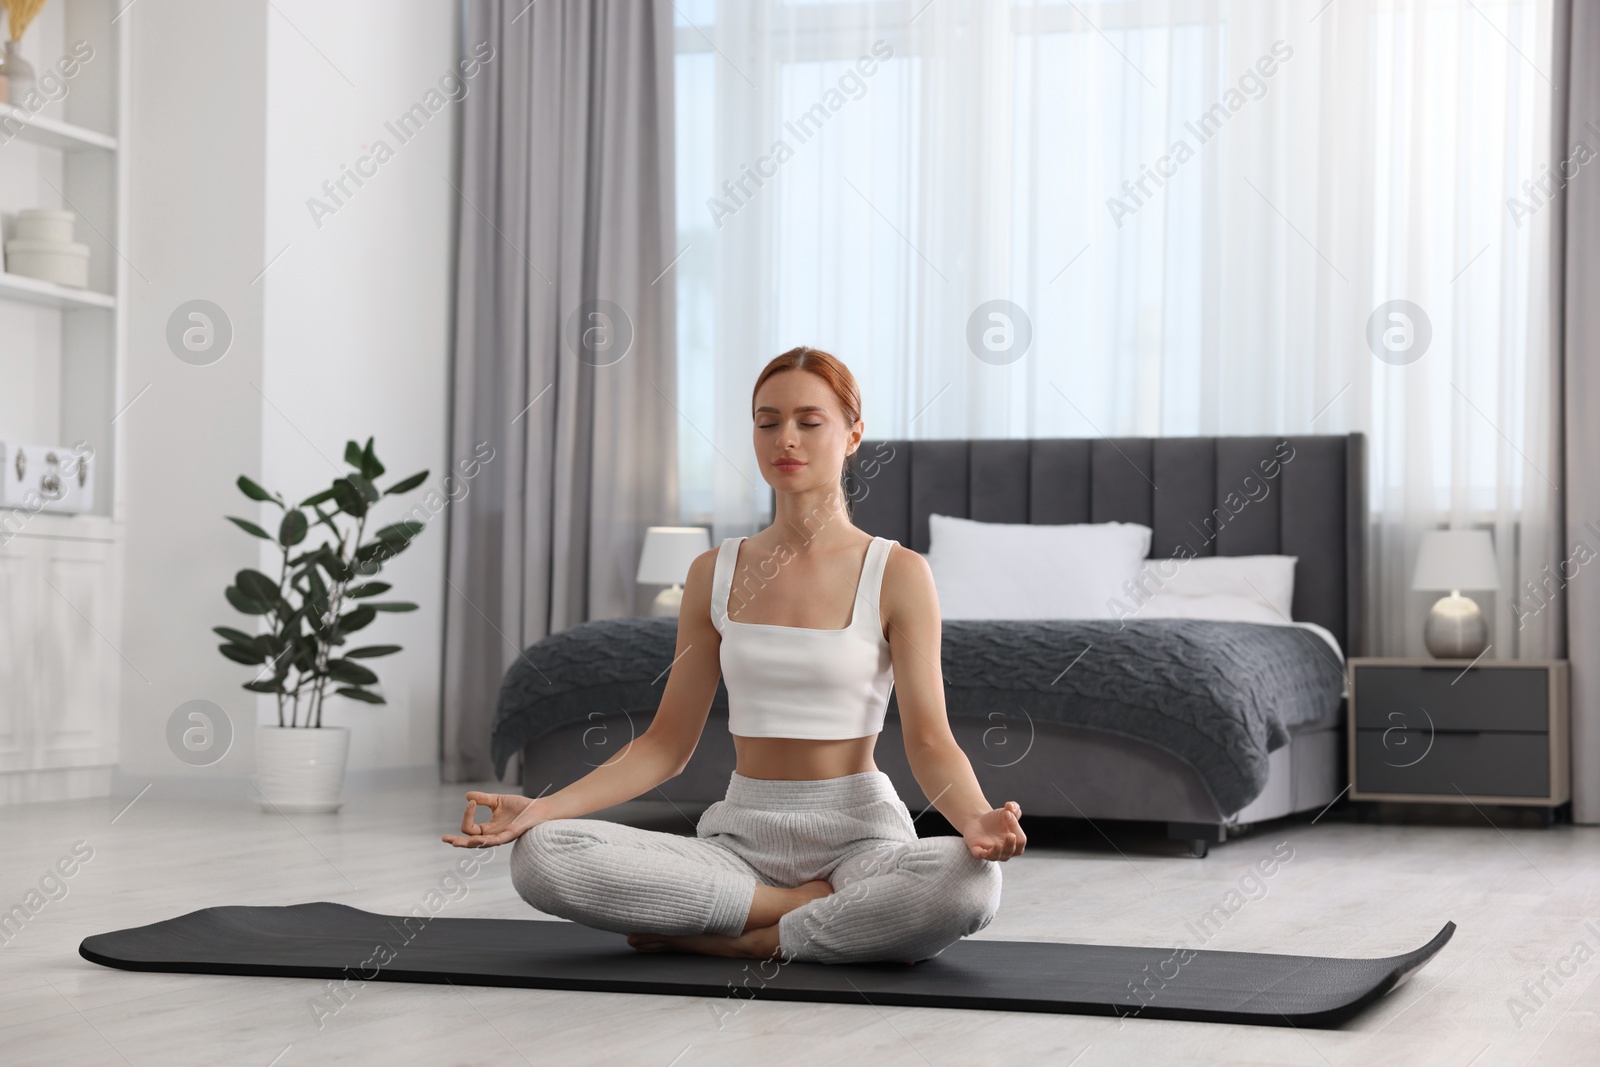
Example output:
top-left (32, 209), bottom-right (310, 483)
top-left (853, 537), bottom-right (893, 636)
top-left (710, 537), bottom-right (741, 632)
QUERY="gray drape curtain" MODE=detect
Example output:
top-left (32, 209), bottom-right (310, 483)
top-left (441, 0), bottom-right (678, 782)
top-left (1557, 0), bottom-right (1600, 823)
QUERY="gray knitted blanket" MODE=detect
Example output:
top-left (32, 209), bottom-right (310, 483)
top-left (489, 618), bottom-right (1345, 814)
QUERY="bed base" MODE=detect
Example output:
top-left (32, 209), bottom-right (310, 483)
top-left (517, 709), bottom-right (1344, 857)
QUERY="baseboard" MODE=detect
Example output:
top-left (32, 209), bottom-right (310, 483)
top-left (85, 763), bottom-right (444, 803)
top-left (0, 764), bottom-right (117, 805)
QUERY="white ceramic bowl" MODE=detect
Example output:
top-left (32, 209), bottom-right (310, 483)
top-left (5, 238), bottom-right (90, 288)
top-left (14, 208), bottom-right (77, 243)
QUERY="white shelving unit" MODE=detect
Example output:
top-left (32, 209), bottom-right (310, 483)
top-left (0, 100), bottom-right (117, 152)
top-left (0, 0), bottom-right (128, 804)
top-left (0, 268), bottom-right (114, 309)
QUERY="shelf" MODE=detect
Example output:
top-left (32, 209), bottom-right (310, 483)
top-left (0, 271), bottom-right (114, 310)
top-left (0, 103), bottom-right (117, 152)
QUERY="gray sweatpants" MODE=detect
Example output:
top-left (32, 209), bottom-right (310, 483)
top-left (509, 770), bottom-right (1002, 964)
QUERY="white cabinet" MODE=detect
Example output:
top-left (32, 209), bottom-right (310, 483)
top-left (0, 0), bottom-right (126, 804)
top-left (0, 537), bottom-right (33, 771)
top-left (0, 525), bottom-right (121, 796)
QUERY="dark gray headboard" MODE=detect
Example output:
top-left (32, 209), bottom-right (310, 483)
top-left (836, 434), bottom-right (1366, 656)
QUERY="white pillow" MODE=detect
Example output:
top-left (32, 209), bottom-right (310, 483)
top-left (1135, 554), bottom-right (1298, 620)
top-left (926, 514), bottom-right (1151, 620)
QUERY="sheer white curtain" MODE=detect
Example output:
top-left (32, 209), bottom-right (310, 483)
top-left (673, 0), bottom-right (1558, 659)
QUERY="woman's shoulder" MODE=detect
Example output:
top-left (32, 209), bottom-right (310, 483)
top-left (878, 537), bottom-right (922, 571)
top-left (878, 538), bottom-right (934, 611)
top-left (685, 542), bottom-right (725, 587)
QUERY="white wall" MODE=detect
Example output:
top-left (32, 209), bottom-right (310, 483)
top-left (260, 0), bottom-right (457, 775)
top-left (117, 0), bottom-right (458, 792)
top-left (118, 0), bottom-right (269, 788)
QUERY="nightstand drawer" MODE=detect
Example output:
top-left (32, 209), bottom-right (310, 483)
top-left (1351, 665), bottom-right (1548, 733)
top-left (1353, 729), bottom-right (1550, 797)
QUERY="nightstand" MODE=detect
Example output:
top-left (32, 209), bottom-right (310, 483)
top-left (1347, 658), bottom-right (1570, 813)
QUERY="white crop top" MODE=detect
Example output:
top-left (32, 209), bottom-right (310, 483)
top-left (710, 536), bottom-right (896, 740)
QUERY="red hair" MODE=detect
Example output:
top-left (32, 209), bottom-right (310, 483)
top-left (751, 346), bottom-right (862, 426)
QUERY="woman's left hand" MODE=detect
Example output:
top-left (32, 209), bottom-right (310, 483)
top-left (961, 801), bottom-right (1026, 861)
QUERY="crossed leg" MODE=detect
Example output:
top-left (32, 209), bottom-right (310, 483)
top-left (511, 819), bottom-right (1001, 965)
top-left (776, 836), bottom-right (1002, 965)
top-left (509, 818), bottom-right (829, 957)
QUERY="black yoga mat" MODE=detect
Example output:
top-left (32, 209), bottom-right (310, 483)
top-left (79, 902), bottom-right (1453, 1028)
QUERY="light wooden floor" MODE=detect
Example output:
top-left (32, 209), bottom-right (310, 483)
top-left (2, 783), bottom-right (1596, 1066)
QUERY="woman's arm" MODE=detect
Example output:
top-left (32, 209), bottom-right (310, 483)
top-left (443, 547), bottom-right (724, 848)
top-left (882, 544), bottom-right (1025, 862)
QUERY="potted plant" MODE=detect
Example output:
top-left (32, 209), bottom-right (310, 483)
top-left (216, 438), bottom-right (427, 813)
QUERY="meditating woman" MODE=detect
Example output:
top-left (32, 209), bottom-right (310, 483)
top-left (442, 346), bottom-right (1026, 965)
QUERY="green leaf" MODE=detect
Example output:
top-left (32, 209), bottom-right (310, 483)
top-left (328, 659), bottom-right (379, 686)
top-left (227, 516), bottom-right (272, 540)
top-left (213, 626), bottom-right (257, 647)
top-left (360, 438), bottom-right (385, 480)
top-left (369, 602), bottom-right (418, 613)
top-left (299, 487), bottom-right (337, 508)
top-left (316, 549), bottom-right (350, 584)
top-left (255, 626), bottom-right (286, 650)
top-left (384, 471), bottom-right (427, 496)
top-left (337, 604), bottom-right (378, 635)
top-left (374, 520), bottom-right (425, 543)
top-left (356, 538), bottom-right (410, 564)
top-left (336, 686), bottom-right (387, 705)
top-left (345, 645), bottom-right (402, 659)
top-left (332, 479), bottom-right (368, 517)
top-left (310, 504), bottom-right (343, 537)
top-left (344, 440), bottom-right (364, 468)
top-left (225, 586), bottom-right (272, 615)
top-left (278, 510), bottom-right (308, 547)
top-left (346, 582), bottom-right (391, 599)
top-left (347, 473), bottom-right (380, 504)
top-left (235, 569), bottom-right (279, 604)
top-left (243, 679), bottom-right (283, 694)
top-left (237, 475), bottom-right (276, 503)
top-left (219, 643), bottom-right (262, 665)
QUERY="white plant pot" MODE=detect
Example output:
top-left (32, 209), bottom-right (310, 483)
top-left (255, 725), bottom-right (351, 814)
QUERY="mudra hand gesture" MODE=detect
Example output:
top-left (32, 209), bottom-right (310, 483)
top-left (961, 801), bottom-right (1026, 861)
top-left (442, 791), bottom-right (545, 848)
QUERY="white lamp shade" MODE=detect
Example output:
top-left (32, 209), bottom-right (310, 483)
top-left (636, 526), bottom-right (710, 585)
top-left (1411, 529), bottom-right (1499, 591)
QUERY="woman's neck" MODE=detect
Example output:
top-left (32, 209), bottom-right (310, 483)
top-left (768, 486), bottom-right (855, 551)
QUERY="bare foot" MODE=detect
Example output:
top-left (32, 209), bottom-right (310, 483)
top-left (627, 924), bottom-right (782, 959)
top-left (626, 926), bottom-right (923, 966)
top-left (742, 878), bottom-right (835, 932)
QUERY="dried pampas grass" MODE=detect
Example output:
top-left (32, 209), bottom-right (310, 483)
top-left (4, 0), bottom-right (49, 42)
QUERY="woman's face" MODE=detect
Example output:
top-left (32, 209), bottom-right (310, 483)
top-left (752, 369), bottom-right (862, 496)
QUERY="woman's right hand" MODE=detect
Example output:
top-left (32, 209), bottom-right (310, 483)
top-left (441, 791), bottom-right (548, 848)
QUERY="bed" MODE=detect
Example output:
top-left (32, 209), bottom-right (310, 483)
top-left (494, 434), bottom-right (1365, 856)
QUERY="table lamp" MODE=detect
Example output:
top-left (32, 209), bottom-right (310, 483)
top-left (1411, 529), bottom-right (1499, 658)
top-left (637, 526), bottom-right (711, 617)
